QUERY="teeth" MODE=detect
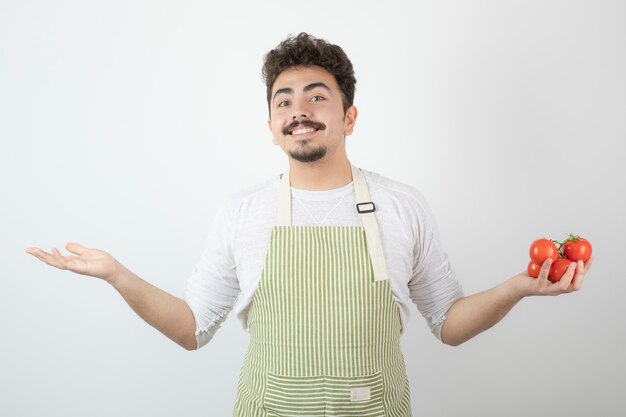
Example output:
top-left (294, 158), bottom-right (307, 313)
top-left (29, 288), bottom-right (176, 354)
top-left (291, 128), bottom-right (315, 135)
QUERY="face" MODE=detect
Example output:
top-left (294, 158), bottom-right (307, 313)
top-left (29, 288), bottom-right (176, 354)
top-left (268, 65), bottom-right (357, 164)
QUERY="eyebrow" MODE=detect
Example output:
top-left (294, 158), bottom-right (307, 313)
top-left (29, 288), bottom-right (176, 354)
top-left (272, 82), bottom-right (333, 101)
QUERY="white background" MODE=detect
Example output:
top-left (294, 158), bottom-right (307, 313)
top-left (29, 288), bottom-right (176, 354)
top-left (2, 1), bottom-right (625, 416)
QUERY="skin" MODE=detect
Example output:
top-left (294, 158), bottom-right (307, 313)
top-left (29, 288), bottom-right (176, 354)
top-left (441, 256), bottom-right (593, 346)
top-left (268, 65), bottom-right (357, 191)
top-left (24, 244), bottom-right (198, 350)
top-left (25, 64), bottom-right (594, 351)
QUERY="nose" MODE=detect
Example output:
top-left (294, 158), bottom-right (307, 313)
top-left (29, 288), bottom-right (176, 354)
top-left (291, 99), bottom-right (310, 119)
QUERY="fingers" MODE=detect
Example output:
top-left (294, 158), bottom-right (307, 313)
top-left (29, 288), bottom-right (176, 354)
top-left (569, 260), bottom-right (585, 290)
top-left (52, 247), bottom-right (67, 265)
top-left (566, 256), bottom-right (593, 292)
top-left (556, 261), bottom-right (578, 291)
top-left (537, 258), bottom-right (552, 284)
top-left (549, 258), bottom-right (591, 294)
top-left (25, 247), bottom-right (49, 262)
top-left (65, 242), bottom-right (88, 256)
top-left (584, 256), bottom-right (594, 273)
top-left (25, 247), bottom-right (64, 269)
top-left (525, 255), bottom-right (593, 297)
top-left (26, 246), bottom-right (75, 270)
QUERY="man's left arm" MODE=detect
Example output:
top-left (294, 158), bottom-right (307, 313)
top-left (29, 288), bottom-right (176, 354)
top-left (440, 256), bottom-right (594, 346)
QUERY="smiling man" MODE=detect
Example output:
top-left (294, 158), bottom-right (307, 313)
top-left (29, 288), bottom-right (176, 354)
top-left (26, 32), bottom-right (593, 416)
top-left (270, 66), bottom-right (354, 166)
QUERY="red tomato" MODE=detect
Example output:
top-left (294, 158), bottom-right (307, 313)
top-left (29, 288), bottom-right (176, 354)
top-left (563, 236), bottom-right (592, 262)
top-left (527, 261), bottom-right (542, 278)
top-left (549, 259), bottom-right (574, 282)
top-left (529, 238), bottom-right (559, 264)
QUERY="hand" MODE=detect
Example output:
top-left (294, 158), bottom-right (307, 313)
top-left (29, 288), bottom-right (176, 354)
top-left (25, 242), bottom-right (122, 284)
top-left (512, 256), bottom-right (594, 297)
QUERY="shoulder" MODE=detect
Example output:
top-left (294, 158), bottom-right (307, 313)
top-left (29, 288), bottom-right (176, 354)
top-left (222, 174), bottom-right (280, 210)
top-left (361, 168), bottom-right (432, 217)
top-left (214, 174), bottom-right (279, 231)
top-left (360, 168), bottom-right (438, 244)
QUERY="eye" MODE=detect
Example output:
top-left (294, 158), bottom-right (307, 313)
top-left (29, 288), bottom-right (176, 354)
top-left (277, 100), bottom-right (289, 108)
top-left (310, 95), bottom-right (325, 102)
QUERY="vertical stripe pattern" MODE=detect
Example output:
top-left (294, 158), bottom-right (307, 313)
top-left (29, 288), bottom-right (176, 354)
top-left (233, 226), bottom-right (412, 416)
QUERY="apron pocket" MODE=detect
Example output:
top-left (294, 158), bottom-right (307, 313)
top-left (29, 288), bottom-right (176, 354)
top-left (264, 370), bottom-right (385, 417)
top-left (265, 373), bottom-right (325, 416)
top-left (324, 371), bottom-right (385, 416)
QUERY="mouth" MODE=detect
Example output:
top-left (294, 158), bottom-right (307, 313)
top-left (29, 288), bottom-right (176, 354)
top-left (288, 125), bottom-right (319, 139)
top-left (291, 126), bottom-right (317, 136)
top-left (283, 120), bottom-right (325, 139)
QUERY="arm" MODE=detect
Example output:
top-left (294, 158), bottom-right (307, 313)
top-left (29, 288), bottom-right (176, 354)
top-left (25, 243), bottom-right (198, 351)
top-left (110, 264), bottom-right (197, 350)
top-left (440, 256), bottom-right (594, 346)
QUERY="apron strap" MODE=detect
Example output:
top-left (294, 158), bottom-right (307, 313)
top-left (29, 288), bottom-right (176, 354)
top-left (350, 164), bottom-right (389, 282)
top-left (276, 164), bottom-right (388, 282)
top-left (277, 172), bottom-right (291, 226)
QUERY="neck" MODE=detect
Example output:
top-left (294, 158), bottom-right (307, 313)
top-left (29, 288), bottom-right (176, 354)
top-left (287, 152), bottom-right (352, 191)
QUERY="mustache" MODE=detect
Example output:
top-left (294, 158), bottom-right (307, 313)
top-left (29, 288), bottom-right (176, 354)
top-left (283, 119), bottom-right (326, 135)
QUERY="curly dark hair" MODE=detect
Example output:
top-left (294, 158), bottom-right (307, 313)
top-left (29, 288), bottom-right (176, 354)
top-left (262, 32), bottom-right (356, 116)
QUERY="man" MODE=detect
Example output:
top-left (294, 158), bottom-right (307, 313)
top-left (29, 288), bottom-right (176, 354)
top-left (26, 33), bottom-right (593, 416)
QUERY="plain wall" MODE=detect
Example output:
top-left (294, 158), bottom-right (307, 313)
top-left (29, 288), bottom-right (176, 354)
top-left (2, 1), bottom-right (625, 416)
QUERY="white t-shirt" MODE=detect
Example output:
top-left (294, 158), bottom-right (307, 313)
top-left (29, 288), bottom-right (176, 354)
top-left (184, 168), bottom-right (464, 349)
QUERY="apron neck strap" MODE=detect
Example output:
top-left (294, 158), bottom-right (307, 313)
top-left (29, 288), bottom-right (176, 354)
top-left (278, 163), bottom-right (370, 226)
top-left (276, 163), bottom-right (388, 282)
top-left (277, 170), bottom-right (291, 227)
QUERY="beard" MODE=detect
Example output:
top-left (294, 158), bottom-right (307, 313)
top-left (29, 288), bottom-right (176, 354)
top-left (283, 119), bottom-right (327, 163)
top-left (288, 141), bottom-right (327, 163)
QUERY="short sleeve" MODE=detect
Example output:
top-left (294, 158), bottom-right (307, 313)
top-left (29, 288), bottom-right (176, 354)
top-left (408, 192), bottom-right (464, 342)
top-left (183, 199), bottom-right (241, 349)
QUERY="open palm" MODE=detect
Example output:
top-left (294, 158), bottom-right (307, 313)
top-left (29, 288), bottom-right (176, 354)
top-left (25, 242), bottom-right (120, 283)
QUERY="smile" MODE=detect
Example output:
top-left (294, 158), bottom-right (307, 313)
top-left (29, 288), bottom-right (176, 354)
top-left (290, 127), bottom-right (317, 135)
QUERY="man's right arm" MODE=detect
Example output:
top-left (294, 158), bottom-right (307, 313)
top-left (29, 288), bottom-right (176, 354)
top-left (25, 243), bottom-right (198, 350)
top-left (110, 263), bottom-right (198, 351)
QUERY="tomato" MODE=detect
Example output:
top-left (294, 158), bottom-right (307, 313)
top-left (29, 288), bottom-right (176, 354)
top-left (563, 236), bottom-right (592, 262)
top-left (527, 261), bottom-right (542, 278)
top-left (548, 259), bottom-right (574, 282)
top-left (529, 238), bottom-right (559, 264)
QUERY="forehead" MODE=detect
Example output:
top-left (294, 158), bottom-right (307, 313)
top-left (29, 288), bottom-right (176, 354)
top-left (272, 65), bottom-right (339, 94)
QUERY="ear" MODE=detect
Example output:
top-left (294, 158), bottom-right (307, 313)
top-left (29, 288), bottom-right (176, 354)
top-left (268, 119), bottom-right (278, 145)
top-left (343, 105), bottom-right (358, 136)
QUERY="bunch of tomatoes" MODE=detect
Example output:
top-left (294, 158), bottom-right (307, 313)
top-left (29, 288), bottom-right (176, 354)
top-left (528, 233), bottom-right (592, 282)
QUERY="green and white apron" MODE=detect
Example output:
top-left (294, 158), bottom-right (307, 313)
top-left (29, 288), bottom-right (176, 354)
top-left (233, 164), bottom-right (412, 417)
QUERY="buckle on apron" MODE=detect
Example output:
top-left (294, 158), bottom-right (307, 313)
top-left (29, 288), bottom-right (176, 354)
top-left (356, 202), bottom-right (376, 214)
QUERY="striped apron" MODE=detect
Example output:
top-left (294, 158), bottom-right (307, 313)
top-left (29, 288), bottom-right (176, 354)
top-left (233, 164), bottom-right (412, 417)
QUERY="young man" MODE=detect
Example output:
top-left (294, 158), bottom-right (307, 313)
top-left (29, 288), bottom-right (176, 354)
top-left (26, 33), bottom-right (593, 416)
